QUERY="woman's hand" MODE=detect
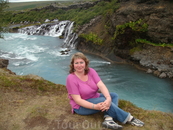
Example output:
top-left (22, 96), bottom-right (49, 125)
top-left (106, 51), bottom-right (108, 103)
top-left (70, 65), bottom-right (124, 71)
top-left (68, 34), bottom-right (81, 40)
top-left (101, 98), bottom-right (111, 111)
top-left (94, 102), bottom-right (106, 111)
top-left (94, 100), bottom-right (111, 112)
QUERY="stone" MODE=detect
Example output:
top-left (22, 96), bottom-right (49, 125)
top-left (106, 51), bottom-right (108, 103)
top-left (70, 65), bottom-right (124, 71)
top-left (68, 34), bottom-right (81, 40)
top-left (153, 70), bottom-right (161, 77)
top-left (167, 72), bottom-right (173, 78)
top-left (146, 69), bottom-right (153, 73)
top-left (170, 60), bottom-right (173, 65)
top-left (159, 72), bottom-right (167, 78)
top-left (0, 59), bottom-right (9, 68)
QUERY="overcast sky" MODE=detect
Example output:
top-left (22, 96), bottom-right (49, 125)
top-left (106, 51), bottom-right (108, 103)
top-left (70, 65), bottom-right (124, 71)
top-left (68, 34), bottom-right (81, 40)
top-left (9, 0), bottom-right (73, 2)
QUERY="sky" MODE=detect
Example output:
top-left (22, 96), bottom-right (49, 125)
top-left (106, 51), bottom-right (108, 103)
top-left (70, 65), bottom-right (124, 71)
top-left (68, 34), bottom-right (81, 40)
top-left (9, 0), bottom-right (73, 2)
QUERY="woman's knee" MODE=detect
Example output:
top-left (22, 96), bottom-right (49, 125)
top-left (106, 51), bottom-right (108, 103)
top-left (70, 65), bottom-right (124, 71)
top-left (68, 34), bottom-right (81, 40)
top-left (110, 92), bottom-right (118, 99)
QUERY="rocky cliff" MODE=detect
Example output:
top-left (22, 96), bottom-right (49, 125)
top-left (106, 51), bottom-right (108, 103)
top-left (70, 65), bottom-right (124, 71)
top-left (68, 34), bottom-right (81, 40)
top-left (76, 0), bottom-right (173, 79)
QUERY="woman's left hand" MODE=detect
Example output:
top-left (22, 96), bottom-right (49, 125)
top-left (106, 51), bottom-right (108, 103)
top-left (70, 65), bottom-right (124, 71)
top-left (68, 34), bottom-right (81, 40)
top-left (100, 98), bottom-right (111, 112)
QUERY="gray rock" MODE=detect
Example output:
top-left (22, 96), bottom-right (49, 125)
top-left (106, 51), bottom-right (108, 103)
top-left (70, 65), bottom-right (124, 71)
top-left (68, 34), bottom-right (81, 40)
top-left (159, 72), bottom-right (167, 78)
top-left (153, 70), bottom-right (161, 77)
top-left (170, 60), bottom-right (173, 65)
top-left (0, 59), bottom-right (9, 68)
top-left (146, 69), bottom-right (153, 73)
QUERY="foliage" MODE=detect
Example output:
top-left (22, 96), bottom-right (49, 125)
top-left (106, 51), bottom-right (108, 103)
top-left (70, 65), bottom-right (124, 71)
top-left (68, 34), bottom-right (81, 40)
top-left (136, 39), bottom-right (173, 48)
top-left (3, 0), bottom-right (119, 27)
top-left (0, 0), bottom-right (9, 38)
top-left (80, 32), bottom-right (103, 45)
top-left (113, 19), bottom-right (148, 40)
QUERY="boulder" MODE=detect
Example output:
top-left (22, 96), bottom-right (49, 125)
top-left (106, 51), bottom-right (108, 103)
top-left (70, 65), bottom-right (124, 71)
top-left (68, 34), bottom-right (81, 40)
top-left (0, 59), bottom-right (9, 68)
top-left (146, 69), bottom-right (153, 74)
top-left (159, 72), bottom-right (167, 78)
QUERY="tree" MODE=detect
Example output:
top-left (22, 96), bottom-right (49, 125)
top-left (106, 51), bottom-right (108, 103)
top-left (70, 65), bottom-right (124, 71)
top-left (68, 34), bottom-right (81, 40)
top-left (0, 0), bottom-right (9, 38)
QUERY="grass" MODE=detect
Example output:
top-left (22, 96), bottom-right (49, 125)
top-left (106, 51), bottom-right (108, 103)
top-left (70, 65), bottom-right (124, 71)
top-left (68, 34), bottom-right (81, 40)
top-left (0, 68), bottom-right (173, 130)
top-left (7, 1), bottom-right (56, 11)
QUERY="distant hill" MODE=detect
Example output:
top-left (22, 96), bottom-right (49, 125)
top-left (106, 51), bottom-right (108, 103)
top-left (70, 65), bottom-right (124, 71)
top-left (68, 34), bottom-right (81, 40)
top-left (7, 1), bottom-right (59, 11)
top-left (7, 0), bottom-right (94, 11)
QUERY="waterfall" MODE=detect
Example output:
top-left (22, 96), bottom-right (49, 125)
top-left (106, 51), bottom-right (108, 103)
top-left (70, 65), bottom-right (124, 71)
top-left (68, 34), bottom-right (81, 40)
top-left (18, 20), bottom-right (78, 48)
top-left (63, 22), bottom-right (78, 49)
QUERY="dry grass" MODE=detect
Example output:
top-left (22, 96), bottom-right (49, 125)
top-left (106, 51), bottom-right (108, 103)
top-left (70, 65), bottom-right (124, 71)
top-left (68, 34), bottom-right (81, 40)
top-left (0, 68), bottom-right (173, 130)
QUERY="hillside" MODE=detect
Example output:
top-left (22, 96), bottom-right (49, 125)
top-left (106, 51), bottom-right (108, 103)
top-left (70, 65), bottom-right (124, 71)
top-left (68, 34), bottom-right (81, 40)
top-left (7, 1), bottom-right (56, 11)
top-left (0, 66), bottom-right (173, 130)
top-left (7, 0), bottom-right (97, 11)
top-left (76, 0), bottom-right (173, 80)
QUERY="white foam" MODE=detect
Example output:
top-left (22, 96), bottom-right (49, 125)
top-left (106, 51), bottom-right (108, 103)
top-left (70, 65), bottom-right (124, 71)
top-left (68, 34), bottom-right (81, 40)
top-left (25, 53), bottom-right (38, 61)
top-left (90, 61), bottom-right (111, 64)
top-left (3, 33), bottom-right (37, 41)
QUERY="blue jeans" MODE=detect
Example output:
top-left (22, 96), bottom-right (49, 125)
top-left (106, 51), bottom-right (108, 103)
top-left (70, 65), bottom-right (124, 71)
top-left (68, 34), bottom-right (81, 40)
top-left (74, 92), bottom-right (130, 124)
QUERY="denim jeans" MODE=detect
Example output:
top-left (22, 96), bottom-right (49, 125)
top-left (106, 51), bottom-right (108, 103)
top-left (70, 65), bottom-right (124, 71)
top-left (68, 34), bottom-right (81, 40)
top-left (74, 92), bottom-right (130, 124)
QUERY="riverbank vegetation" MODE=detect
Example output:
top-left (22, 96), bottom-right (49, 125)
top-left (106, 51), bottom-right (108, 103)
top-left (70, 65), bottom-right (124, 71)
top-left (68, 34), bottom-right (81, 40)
top-left (3, 0), bottom-right (119, 25)
top-left (0, 68), bottom-right (173, 130)
top-left (79, 32), bottom-right (103, 45)
top-left (112, 19), bottom-right (173, 49)
top-left (136, 39), bottom-right (173, 47)
top-left (0, 0), bottom-right (9, 38)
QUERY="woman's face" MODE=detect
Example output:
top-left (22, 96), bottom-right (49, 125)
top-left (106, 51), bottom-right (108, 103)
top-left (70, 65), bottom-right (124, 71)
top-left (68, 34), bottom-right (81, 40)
top-left (73, 58), bottom-right (86, 73)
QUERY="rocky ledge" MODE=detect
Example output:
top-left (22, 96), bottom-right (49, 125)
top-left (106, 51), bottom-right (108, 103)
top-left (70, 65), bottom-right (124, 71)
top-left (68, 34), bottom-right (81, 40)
top-left (131, 45), bottom-right (173, 79)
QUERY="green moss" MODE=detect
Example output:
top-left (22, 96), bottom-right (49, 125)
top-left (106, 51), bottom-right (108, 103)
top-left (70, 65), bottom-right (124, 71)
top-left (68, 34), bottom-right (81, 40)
top-left (80, 32), bottom-right (103, 45)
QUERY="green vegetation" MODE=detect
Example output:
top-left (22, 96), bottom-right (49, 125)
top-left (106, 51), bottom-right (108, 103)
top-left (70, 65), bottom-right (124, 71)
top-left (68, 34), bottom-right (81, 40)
top-left (7, 1), bottom-right (58, 11)
top-left (0, 69), bottom-right (64, 94)
top-left (136, 39), bottom-right (173, 47)
top-left (80, 32), bottom-right (103, 45)
top-left (3, 0), bottom-right (119, 26)
top-left (0, 0), bottom-right (9, 38)
top-left (111, 19), bottom-right (173, 48)
top-left (113, 19), bottom-right (148, 40)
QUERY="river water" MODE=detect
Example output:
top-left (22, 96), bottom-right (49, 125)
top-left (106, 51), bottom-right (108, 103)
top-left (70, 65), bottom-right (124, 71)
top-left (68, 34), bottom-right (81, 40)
top-left (0, 33), bottom-right (173, 113)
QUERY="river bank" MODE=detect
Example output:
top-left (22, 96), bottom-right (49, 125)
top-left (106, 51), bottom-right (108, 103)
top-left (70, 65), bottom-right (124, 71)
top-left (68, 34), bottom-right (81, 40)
top-left (0, 58), bottom-right (173, 130)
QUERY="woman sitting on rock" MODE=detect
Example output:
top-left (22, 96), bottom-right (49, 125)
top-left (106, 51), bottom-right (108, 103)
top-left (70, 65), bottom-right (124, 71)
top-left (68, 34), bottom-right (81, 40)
top-left (66, 52), bottom-right (144, 130)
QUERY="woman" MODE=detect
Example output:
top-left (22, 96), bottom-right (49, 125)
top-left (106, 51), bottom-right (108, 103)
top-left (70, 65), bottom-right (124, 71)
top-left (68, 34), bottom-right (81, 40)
top-left (66, 52), bottom-right (144, 130)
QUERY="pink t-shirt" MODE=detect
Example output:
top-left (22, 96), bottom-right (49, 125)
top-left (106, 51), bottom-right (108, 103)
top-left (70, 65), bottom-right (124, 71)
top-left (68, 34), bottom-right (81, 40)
top-left (66, 68), bottom-right (101, 113)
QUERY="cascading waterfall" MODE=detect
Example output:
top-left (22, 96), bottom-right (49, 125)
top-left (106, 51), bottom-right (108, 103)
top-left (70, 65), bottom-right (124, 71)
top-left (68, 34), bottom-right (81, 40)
top-left (18, 20), bottom-right (78, 48)
top-left (63, 22), bottom-right (78, 49)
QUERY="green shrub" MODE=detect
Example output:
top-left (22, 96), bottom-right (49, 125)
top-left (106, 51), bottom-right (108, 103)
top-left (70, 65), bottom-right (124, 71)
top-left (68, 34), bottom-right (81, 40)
top-left (80, 32), bottom-right (103, 45)
top-left (113, 19), bottom-right (148, 40)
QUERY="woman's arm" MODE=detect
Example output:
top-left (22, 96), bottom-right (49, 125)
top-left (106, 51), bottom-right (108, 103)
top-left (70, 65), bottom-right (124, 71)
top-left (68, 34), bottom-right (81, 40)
top-left (97, 80), bottom-right (111, 99)
top-left (97, 80), bottom-right (111, 111)
top-left (71, 94), bottom-right (103, 110)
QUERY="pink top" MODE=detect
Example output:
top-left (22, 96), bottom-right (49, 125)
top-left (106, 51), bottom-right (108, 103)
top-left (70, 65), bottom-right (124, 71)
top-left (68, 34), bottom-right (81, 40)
top-left (66, 68), bottom-right (101, 113)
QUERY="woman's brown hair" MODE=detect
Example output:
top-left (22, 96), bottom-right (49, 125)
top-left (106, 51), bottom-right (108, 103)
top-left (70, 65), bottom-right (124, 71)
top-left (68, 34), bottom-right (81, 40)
top-left (69, 52), bottom-right (89, 75)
